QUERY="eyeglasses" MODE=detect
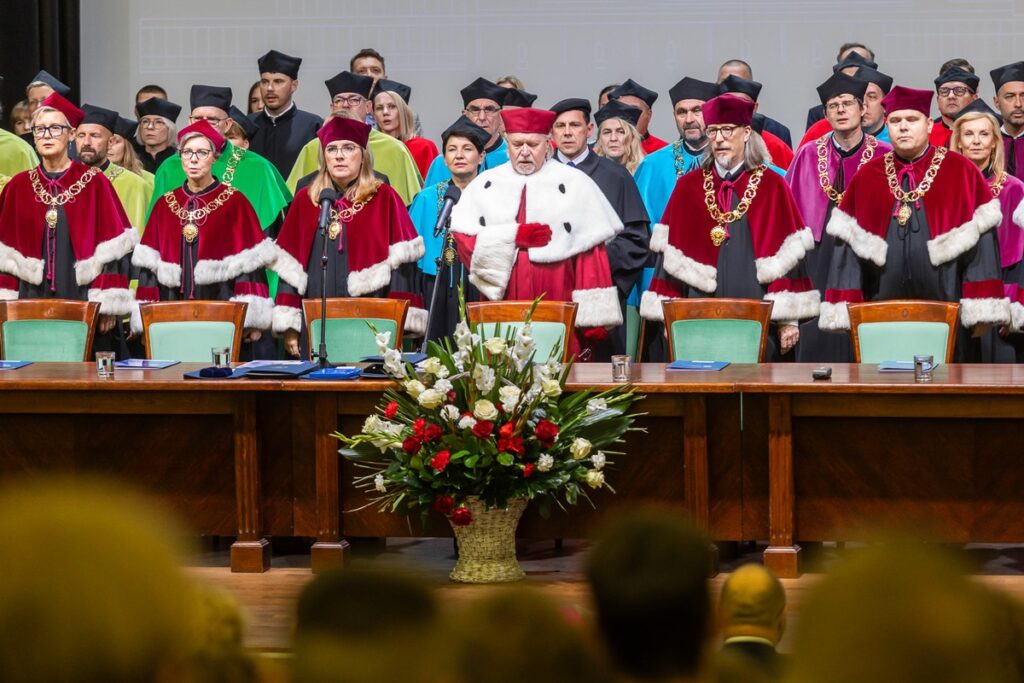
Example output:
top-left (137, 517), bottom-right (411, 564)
top-left (324, 142), bottom-right (361, 157)
top-left (31, 124), bottom-right (71, 138)
top-left (189, 115), bottom-right (225, 125)
top-left (938, 86), bottom-right (972, 98)
top-left (332, 95), bottom-right (366, 107)
top-left (181, 148), bottom-right (213, 161)
top-left (140, 118), bottom-right (168, 129)
top-left (705, 125), bottom-right (741, 140)
top-left (826, 98), bottom-right (860, 112)
top-left (466, 105), bottom-right (501, 116)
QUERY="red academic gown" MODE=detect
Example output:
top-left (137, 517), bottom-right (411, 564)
top-left (404, 136), bottom-right (439, 182)
top-left (641, 133), bottom-right (669, 154)
top-left (0, 160), bottom-right (137, 314)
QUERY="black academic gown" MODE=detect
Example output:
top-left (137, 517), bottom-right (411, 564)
top-left (249, 104), bottom-right (323, 180)
top-left (557, 151), bottom-right (650, 356)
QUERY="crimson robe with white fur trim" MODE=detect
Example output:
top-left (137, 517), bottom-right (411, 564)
top-left (0, 161), bottom-right (137, 313)
top-left (131, 183), bottom-right (275, 331)
top-left (450, 160), bottom-right (623, 328)
top-left (270, 183), bottom-right (426, 335)
top-left (639, 164), bottom-right (819, 322)
top-left (819, 146), bottom-right (1009, 331)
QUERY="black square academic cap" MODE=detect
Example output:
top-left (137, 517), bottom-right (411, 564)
top-left (228, 105), bottom-right (259, 139)
top-left (441, 115), bottom-right (491, 152)
top-left (549, 98), bottom-right (592, 120)
top-left (136, 97), bottom-right (182, 122)
top-left (460, 77), bottom-right (507, 107)
top-left (718, 75), bottom-right (763, 102)
top-left (990, 62), bottom-right (1024, 91)
top-left (816, 72), bottom-right (869, 105)
top-left (609, 78), bottom-right (658, 107)
top-left (325, 71), bottom-right (374, 99)
top-left (669, 77), bottom-right (719, 105)
top-left (257, 49), bottom-right (302, 79)
top-left (594, 99), bottom-right (642, 128)
top-left (935, 67), bottom-right (980, 92)
top-left (850, 66), bottom-right (894, 95)
top-left (29, 69), bottom-right (71, 97)
top-left (189, 84), bottom-right (232, 112)
top-left (375, 79), bottom-right (412, 105)
top-left (502, 88), bottom-right (537, 108)
top-left (80, 104), bottom-right (119, 133)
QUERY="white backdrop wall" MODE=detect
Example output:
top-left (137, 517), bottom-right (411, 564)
top-left (81, 0), bottom-right (1024, 144)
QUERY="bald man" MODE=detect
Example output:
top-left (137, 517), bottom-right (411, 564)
top-left (718, 564), bottom-right (787, 681)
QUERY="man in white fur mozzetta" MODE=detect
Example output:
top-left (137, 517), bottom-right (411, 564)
top-left (818, 86), bottom-right (1011, 359)
top-left (450, 106), bottom-right (624, 354)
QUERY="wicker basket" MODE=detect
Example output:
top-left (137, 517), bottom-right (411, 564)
top-left (448, 496), bottom-right (528, 583)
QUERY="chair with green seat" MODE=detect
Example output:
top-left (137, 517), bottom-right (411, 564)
top-left (467, 301), bottom-right (578, 363)
top-left (302, 298), bottom-right (408, 363)
top-left (0, 299), bottom-right (100, 361)
top-left (848, 300), bottom-right (959, 364)
top-left (140, 301), bottom-right (246, 362)
top-left (662, 298), bottom-right (774, 363)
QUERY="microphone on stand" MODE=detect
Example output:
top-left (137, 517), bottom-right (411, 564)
top-left (432, 184), bottom-right (462, 237)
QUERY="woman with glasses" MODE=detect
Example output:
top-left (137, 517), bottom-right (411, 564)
top-left (135, 97), bottom-right (181, 174)
top-left (0, 92), bottom-right (137, 342)
top-left (132, 120), bottom-right (275, 345)
top-left (372, 79), bottom-right (438, 181)
top-left (271, 116), bottom-right (427, 359)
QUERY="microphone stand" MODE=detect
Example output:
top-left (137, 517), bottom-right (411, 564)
top-left (315, 208), bottom-right (333, 369)
top-left (420, 212), bottom-right (454, 354)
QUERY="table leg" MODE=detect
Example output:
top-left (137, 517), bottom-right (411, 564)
top-left (683, 395), bottom-right (718, 575)
top-left (764, 394), bottom-right (800, 577)
top-left (231, 393), bottom-right (270, 572)
top-left (311, 393), bottom-right (348, 573)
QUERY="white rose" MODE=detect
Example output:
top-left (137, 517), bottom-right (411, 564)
top-left (484, 337), bottom-right (507, 355)
top-left (422, 357), bottom-right (443, 375)
top-left (537, 454), bottom-right (555, 472)
top-left (541, 378), bottom-right (562, 397)
top-left (586, 398), bottom-right (607, 415)
top-left (499, 386), bottom-right (522, 411)
top-left (586, 470), bottom-right (605, 489)
top-left (404, 379), bottom-right (426, 398)
top-left (440, 405), bottom-right (460, 423)
top-left (458, 415), bottom-right (478, 430)
top-left (474, 365), bottom-right (495, 392)
top-left (473, 399), bottom-right (498, 421)
top-left (570, 438), bottom-right (592, 460)
top-left (591, 452), bottom-right (606, 470)
top-left (417, 388), bottom-right (445, 409)
top-left (374, 473), bottom-right (387, 493)
top-left (433, 378), bottom-right (453, 395)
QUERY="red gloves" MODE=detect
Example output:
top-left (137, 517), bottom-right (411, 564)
top-left (515, 223), bottom-right (552, 249)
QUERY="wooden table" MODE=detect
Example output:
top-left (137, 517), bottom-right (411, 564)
top-left (3, 363), bottom-right (1024, 576)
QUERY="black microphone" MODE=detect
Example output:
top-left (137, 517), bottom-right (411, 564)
top-left (432, 184), bottom-right (462, 237)
top-left (317, 188), bottom-right (337, 230)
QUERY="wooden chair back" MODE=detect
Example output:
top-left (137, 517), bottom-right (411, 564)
top-left (848, 300), bottom-right (959, 364)
top-left (302, 298), bottom-right (408, 362)
top-left (661, 298), bottom-right (774, 363)
top-left (0, 299), bottom-right (100, 361)
top-left (466, 300), bottom-right (578, 362)
top-left (140, 301), bottom-right (247, 362)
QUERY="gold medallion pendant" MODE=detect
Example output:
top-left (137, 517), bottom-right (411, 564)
top-left (45, 206), bottom-right (58, 229)
top-left (710, 224), bottom-right (728, 247)
top-left (182, 223), bottom-right (199, 243)
top-left (328, 221), bottom-right (341, 241)
top-left (897, 202), bottom-right (912, 226)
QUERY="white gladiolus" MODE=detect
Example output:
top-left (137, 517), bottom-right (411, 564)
top-left (404, 379), bottom-right (426, 398)
top-left (374, 473), bottom-right (387, 493)
top-left (591, 452), bottom-right (607, 470)
top-left (537, 454), bottom-right (555, 472)
top-left (417, 388), bottom-right (445, 409)
top-left (570, 437), bottom-right (592, 460)
top-left (473, 399), bottom-right (498, 421)
top-left (586, 470), bottom-right (605, 489)
top-left (440, 405), bottom-right (460, 423)
top-left (586, 398), bottom-right (607, 415)
top-left (458, 415), bottom-right (478, 430)
top-left (474, 365), bottom-right (496, 392)
top-left (484, 337), bottom-right (507, 355)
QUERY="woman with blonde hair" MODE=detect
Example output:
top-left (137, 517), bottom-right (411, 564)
top-left (593, 100), bottom-right (646, 175)
top-left (372, 79), bottom-right (437, 181)
top-left (951, 101), bottom-right (1024, 360)
top-left (271, 116), bottom-right (426, 358)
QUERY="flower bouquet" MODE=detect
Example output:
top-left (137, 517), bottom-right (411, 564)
top-left (337, 298), bottom-right (643, 582)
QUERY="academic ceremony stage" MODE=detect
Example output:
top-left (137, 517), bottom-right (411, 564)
top-left (7, 361), bottom-right (1024, 649)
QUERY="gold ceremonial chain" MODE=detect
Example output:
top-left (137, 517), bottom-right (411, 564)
top-left (702, 165), bottom-right (766, 247)
top-left (163, 186), bottom-right (236, 243)
top-left (220, 146), bottom-right (245, 187)
top-left (326, 189), bottom-right (377, 241)
top-left (29, 167), bottom-right (100, 229)
top-left (884, 147), bottom-right (946, 226)
top-left (104, 165), bottom-right (125, 181)
top-left (816, 135), bottom-right (878, 204)
top-left (990, 171), bottom-right (1007, 199)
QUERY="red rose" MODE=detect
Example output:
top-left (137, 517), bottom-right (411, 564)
top-left (401, 436), bottom-right (422, 454)
top-left (424, 423), bottom-right (443, 443)
top-left (430, 450), bottom-right (451, 472)
top-left (472, 420), bottom-right (494, 438)
top-left (384, 401), bottom-right (399, 419)
top-left (523, 463), bottom-right (535, 478)
top-left (498, 435), bottom-right (525, 456)
top-left (450, 506), bottom-right (473, 526)
top-left (413, 418), bottom-right (427, 438)
top-left (534, 419), bottom-right (559, 447)
top-left (432, 495), bottom-right (454, 515)
top-left (499, 422), bottom-right (516, 438)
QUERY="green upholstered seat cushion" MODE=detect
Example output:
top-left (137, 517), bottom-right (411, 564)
top-left (670, 318), bottom-right (764, 363)
top-left (2, 319), bottom-right (89, 361)
top-left (856, 321), bottom-right (950, 364)
top-left (476, 321), bottom-right (567, 362)
top-left (148, 321), bottom-right (237, 362)
top-left (309, 317), bottom-right (399, 363)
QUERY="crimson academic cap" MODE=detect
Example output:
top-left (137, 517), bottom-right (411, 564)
top-left (39, 92), bottom-right (84, 128)
top-left (718, 75), bottom-right (762, 102)
top-left (374, 78), bottom-right (412, 105)
top-left (549, 98), bottom-right (592, 120)
top-left (990, 61), bottom-right (1024, 91)
top-left (325, 71), bottom-right (374, 99)
top-left (501, 107), bottom-right (557, 134)
top-left (503, 88), bottom-right (537, 108)
top-left (609, 78), bottom-right (658, 107)
top-left (594, 100), bottom-right (642, 128)
top-left (669, 77), bottom-right (718, 105)
top-left (80, 104), bottom-right (119, 133)
top-left (882, 86), bottom-right (933, 116)
top-left (318, 116), bottom-right (371, 149)
top-left (29, 69), bottom-right (71, 97)
top-left (702, 94), bottom-right (755, 127)
top-left (136, 97), bottom-right (181, 122)
top-left (935, 67), bottom-right (980, 93)
top-left (177, 119), bottom-right (226, 152)
top-left (190, 84), bottom-right (232, 112)
top-left (816, 73), bottom-right (869, 106)
top-left (441, 115), bottom-right (491, 151)
top-left (258, 49), bottom-right (301, 79)
top-left (460, 77), bottom-right (507, 107)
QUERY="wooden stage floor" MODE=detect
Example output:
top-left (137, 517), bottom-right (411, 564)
top-left (186, 539), bottom-right (1024, 652)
